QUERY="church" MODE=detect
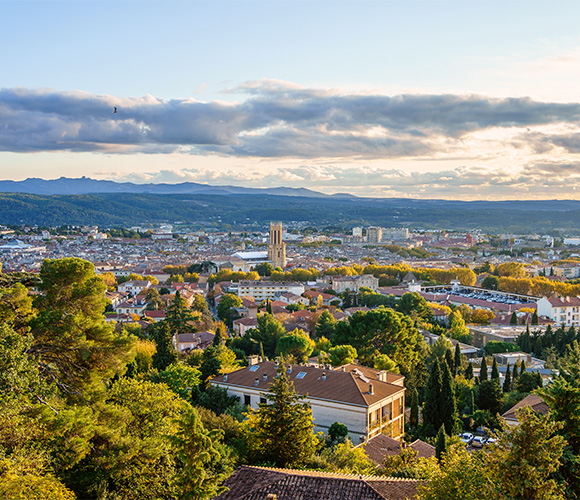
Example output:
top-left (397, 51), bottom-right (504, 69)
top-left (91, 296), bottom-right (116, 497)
top-left (225, 222), bottom-right (287, 272)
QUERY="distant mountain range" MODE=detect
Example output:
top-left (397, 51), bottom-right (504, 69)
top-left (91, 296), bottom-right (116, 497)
top-left (0, 176), bottom-right (355, 198)
top-left (1, 177), bottom-right (580, 232)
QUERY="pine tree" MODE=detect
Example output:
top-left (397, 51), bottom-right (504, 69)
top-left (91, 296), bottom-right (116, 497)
top-left (151, 321), bottom-right (178, 371)
top-left (435, 425), bottom-right (449, 462)
top-left (503, 362), bottom-right (512, 392)
top-left (454, 343), bottom-right (462, 375)
top-left (465, 361), bottom-right (474, 381)
top-left (166, 290), bottom-right (198, 335)
top-left (479, 355), bottom-right (488, 382)
top-left (491, 357), bottom-right (500, 381)
top-left (244, 362), bottom-right (319, 467)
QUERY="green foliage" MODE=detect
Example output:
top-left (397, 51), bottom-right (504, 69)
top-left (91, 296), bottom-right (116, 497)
top-left (327, 345), bottom-right (357, 367)
top-left (485, 341), bottom-right (520, 354)
top-left (275, 330), bottom-right (315, 363)
top-left (153, 363), bottom-right (201, 400)
top-left (320, 440), bottom-right (377, 475)
top-left (243, 363), bottom-right (321, 468)
top-left (486, 406), bottom-right (567, 500)
top-left (435, 425), bottom-right (449, 462)
top-left (409, 387), bottom-right (419, 428)
top-left (314, 310), bottom-right (336, 339)
top-left (332, 306), bottom-right (422, 373)
top-left (150, 321), bottom-right (178, 371)
top-left (216, 293), bottom-right (242, 326)
top-left (328, 422), bottom-right (348, 442)
top-left (481, 275), bottom-right (500, 290)
top-left (373, 354), bottom-right (399, 373)
top-left (29, 257), bottom-right (136, 399)
top-left (397, 292), bottom-right (433, 322)
top-left (423, 359), bottom-right (458, 437)
top-left (166, 407), bottom-right (231, 500)
top-left (476, 380), bottom-right (503, 414)
top-left (248, 313), bottom-right (287, 359)
top-left (448, 310), bottom-right (470, 343)
top-left (515, 371), bottom-right (543, 393)
top-left (166, 291), bottom-right (198, 335)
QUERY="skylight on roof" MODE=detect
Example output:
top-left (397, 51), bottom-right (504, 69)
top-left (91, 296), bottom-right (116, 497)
top-left (295, 371), bottom-right (307, 379)
top-left (249, 365), bottom-right (259, 372)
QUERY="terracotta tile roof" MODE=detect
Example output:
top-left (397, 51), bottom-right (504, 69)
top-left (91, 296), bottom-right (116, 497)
top-left (360, 434), bottom-right (403, 465)
top-left (502, 393), bottom-right (550, 421)
top-left (211, 361), bottom-right (404, 407)
top-left (215, 466), bottom-right (419, 500)
top-left (546, 295), bottom-right (580, 307)
top-left (409, 440), bottom-right (435, 459)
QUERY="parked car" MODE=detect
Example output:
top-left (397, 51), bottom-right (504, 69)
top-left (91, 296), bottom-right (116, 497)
top-left (459, 432), bottom-right (474, 444)
top-left (485, 437), bottom-right (498, 445)
top-left (471, 436), bottom-right (486, 448)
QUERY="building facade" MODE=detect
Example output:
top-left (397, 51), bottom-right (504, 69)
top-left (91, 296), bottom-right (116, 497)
top-left (537, 296), bottom-right (580, 326)
top-left (211, 360), bottom-right (406, 443)
top-left (267, 221), bottom-right (286, 269)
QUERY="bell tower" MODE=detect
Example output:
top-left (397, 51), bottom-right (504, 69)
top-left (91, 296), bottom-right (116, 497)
top-left (267, 221), bottom-right (286, 269)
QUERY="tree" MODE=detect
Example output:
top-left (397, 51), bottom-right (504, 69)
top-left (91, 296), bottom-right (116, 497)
top-left (212, 321), bottom-right (229, 347)
top-left (200, 346), bottom-right (222, 384)
top-left (328, 422), bottom-right (349, 443)
top-left (409, 387), bottom-right (419, 429)
top-left (531, 310), bottom-right (539, 325)
top-left (249, 313), bottom-right (287, 358)
top-left (481, 275), bottom-right (500, 290)
top-left (397, 292), bottom-right (433, 322)
top-left (435, 425), bottom-right (449, 462)
top-left (167, 407), bottom-right (231, 500)
top-left (321, 440), bottom-right (377, 475)
top-left (423, 359), bottom-right (457, 436)
top-left (150, 321), bottom-right (178, 371)
top-left (373, 354), bottom-right (399, 373)
top-left (503, 363), bottom-right (512, 392)
top-left (476, 380), bottom-right (503, 414)
top-left (216, 293), bottom-right (242, 326)
top-left (166, 291), bottom-right (198, 335)
top-left (314, 310), bottom-right (336, 339)
top-left (327, 345), bottom-right (357, 367)
top-left (275, 330), bottom-right (315, 363)
top-left (29, 258), bottom-right (135, 398)
top-left (479, 355), bottom-right (488, 382)
top-left (454, 343), bottom-right (462, 375)
top-left (510, 311), bottom-right (518, 325)
top-left (243, 362), bottom-right (320, 468)
top-left (448, 311), bottom-right (470, 343)
top-left (486, 406), bottom-right (566, 500)
top-left (440, 361), bottom-right (458, 435)
top-left (255, 262), bottom-right (274, 277)
top-left (465, 361), bottom-right (474, 381)
top-left (491, 357), bottom-right (500, 381)
top-left (154, 362), bottom-right (201, 400)
top-left (332, 306), bottom-right (422, 373)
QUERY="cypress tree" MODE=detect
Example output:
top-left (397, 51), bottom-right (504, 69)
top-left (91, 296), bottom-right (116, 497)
top-left (520, 360), bottom-right (526, 376)
top-left (409, 386), bottom-right (419, 429)
top-left (440, 360), bottom-right (458, 435)
top-left (435, 425), bottom-right (449, 462)
top-left (266, 299), bottom-right (273, 315)
top-left (531, 311), bottom-right (539, 325)
top-left (445, 349), bottom-right (455, 374)
top-left (151, 321), bottom-right (178, 371)
top-left (466, 390), bottom-right (475, 415)
top-left (510, 312), bottom-right (518, 325)
top-left (479, 355), bottom-right (488, 382)
top-left (503, 362), bottom-right (512, 392)
top-left (491, 357), bottom-right (500, 381)
top-left (465, 361), bottom-right (474, 381)
top-left (422, 359), bottom-right (442, 437)
top-left (454, 343), bottom-right (462, 375)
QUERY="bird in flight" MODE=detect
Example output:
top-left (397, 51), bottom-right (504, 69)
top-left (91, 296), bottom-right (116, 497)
top-left (113, 107), bottom-right (118, 113)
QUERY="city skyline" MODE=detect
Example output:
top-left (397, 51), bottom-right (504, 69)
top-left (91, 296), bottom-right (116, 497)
top-left (2, 0), bottom-right (580, 200)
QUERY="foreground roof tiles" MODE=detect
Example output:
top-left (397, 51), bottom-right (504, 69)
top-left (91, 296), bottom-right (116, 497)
top-left (215, 466), bottom-right (419, 500)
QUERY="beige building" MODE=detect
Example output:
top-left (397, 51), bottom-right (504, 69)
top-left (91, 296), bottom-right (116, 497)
top-left (210, 360), bottom-right (406, 443)
top-left (329, 274), bottom-right (380, 293)
top-left (366, 226), bottom-right (383, 243)
top-left (237, 280), bottom-right (305, 301)
top-left (267, 221), bottom-right (286, 269)
top-left (537, 295), bottom-right (580, 326)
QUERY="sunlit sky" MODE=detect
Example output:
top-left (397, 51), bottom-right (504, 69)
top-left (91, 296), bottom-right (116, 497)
top-left (2, 0), bottom-right (580, 199)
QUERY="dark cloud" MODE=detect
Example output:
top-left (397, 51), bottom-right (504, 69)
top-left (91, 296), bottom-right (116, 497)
top-left (2, 83), bottom-right (580, 157)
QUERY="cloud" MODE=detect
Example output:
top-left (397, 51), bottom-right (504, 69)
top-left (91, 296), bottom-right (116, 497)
top-left (3, 82), bottom-right (580, 162)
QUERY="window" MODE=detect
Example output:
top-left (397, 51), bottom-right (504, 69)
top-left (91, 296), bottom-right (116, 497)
top-left (249, 365), bottom-right (259, 372)
top-left (260, 397), bottom-right (266, 404)
top-left (244, 395), bottom-right (251, 406)
top-left (295, 372), bottom-right (307, 379)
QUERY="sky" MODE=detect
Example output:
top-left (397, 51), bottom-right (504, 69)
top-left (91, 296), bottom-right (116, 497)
top-left (2, 0), bottom-right (580, 200)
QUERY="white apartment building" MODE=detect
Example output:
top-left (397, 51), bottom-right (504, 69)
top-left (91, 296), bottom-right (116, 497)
top-left (117, 280), bottom-right (152, 296)
top-left (537, 295), bottom-right (580, 327)
top-left (329, 274), bottom-right (379, 293)
top-left (237, 280), bottom-right (305, 301)
top-left (211, 360), bottom-right (406, 443)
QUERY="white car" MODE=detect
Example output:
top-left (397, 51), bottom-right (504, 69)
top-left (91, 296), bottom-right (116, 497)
top-left (471, 436), bottom-right (486, 448)
top-left (459, 432), bottom-right (474, 444)
top-left (485, 437), bottom-right (498, 445)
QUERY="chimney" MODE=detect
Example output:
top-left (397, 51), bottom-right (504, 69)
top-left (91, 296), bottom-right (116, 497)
top-left (267, 495), bottom-right (277, 500)
top-left (369, 383), bottom-right (374, 395)
top-left (341, 366), bottom-right (346, 372)
top-left (262, 373), bottom-right (268, 381)
top-left (223, 374), bottom-right (228, 382)
top-left (287, 366), bottom-right (292, 373)
top-left (254, 378), bottom-right (259, 386)
top-left (321, 372), bottom-right (327, 381)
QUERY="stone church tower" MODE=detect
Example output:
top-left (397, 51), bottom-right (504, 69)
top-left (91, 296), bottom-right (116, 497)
top-left (267, 221), bottom-right (286, 269)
